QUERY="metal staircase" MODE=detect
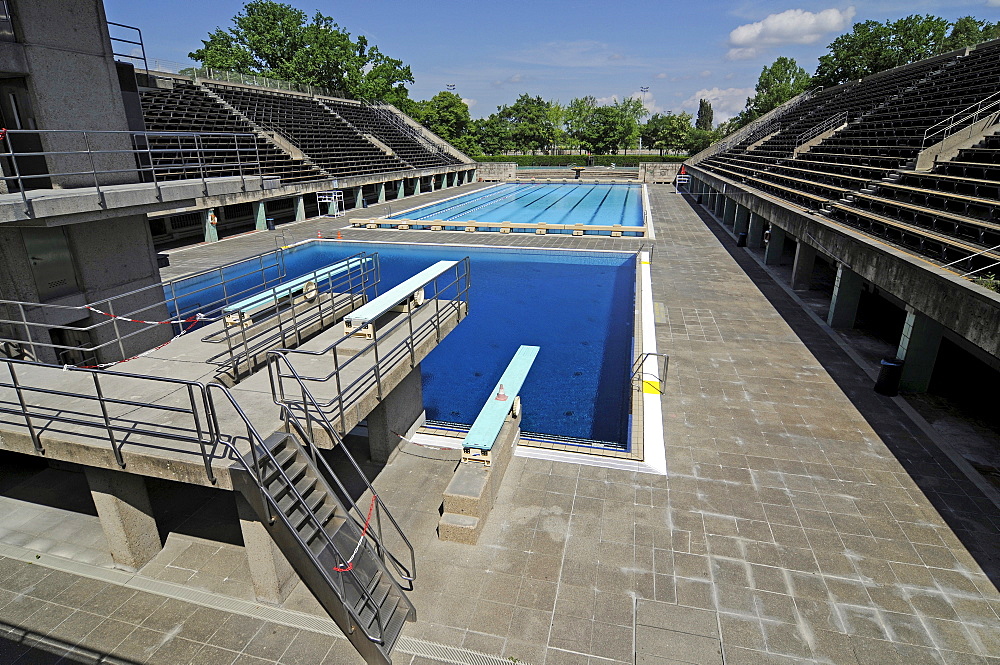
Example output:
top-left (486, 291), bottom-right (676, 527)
top-left (208, 376), bottom-right (417, 665)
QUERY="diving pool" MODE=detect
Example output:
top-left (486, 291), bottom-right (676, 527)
top-left (169, 240), bottom-right (637, 448)
top-left (390, 183), bottom-right (644, 228)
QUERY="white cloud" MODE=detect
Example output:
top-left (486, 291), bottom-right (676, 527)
top-left (988, 0), bottom-right (1000, 6)
top-left (462, 98), bottom-right (477, 109)
top-left (699, 70), bottom-right (712, 77)
top-left (727, 7), bottom-right (856, 60)
top-left (490, 73), bottom-right (523, 87)
top-left (655, 72), bottom-right (668, 79)
top-left (681, 87), bottom-right (754, 122)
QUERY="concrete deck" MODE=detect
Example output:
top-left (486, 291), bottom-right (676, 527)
top-left (0, 182), bottom-right (998, 665)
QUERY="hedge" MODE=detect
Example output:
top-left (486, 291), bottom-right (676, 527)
top-left (476, 154), bottom-right (688, 166)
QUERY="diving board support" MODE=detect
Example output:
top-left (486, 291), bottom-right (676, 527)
top-left (440, 345), bottom-right (540, 544)
top-left (343, 260), bottom-right (457, 339)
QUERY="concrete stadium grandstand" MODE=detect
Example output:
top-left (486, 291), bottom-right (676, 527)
top-left (0, 2), bottom-right (997, 665)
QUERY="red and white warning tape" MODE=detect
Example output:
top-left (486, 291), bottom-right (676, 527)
top-left (333, 494), bottom-right (377, 573)
top-left (85, 305), bottom-right (215, 326)
top-left (69, 316), bottom-right (202, 370)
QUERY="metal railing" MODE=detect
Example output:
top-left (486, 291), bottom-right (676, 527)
top-left (631, 352), bottom-right (669, 395)
top-left (364, 103), bottom-right (443, 155)
top-left (0, 128), bottom-right (262, 213)
top-left (796, 111), bottom-right (849, 149)
top-left (269, 258), bottom-right (471, 434)
top-left (187, 67), bottom-right (345, 99)
top-left (922, 90), bottom-right (1000, 149)
top-left (202, 252), bottom-right (379, 381)
top-left (0, 245), bottom-right (290, 366)
top-left (108, 22), bottom-right (148, 72)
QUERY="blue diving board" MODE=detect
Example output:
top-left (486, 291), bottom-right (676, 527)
top-left (344, 260), bottom-right (459, 327)
top-left (462, 345), bottom-right (540, 459)
top-left (224, 258), bottom-right (368, 320)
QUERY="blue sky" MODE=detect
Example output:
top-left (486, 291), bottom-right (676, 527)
top-left (104, 0), bottom-right (1000, 120)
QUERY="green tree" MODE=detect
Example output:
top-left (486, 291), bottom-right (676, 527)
top-left (944, 16), bottom-right (1000, 50)
top-left (415, 91), bottom-right (478, 154)
top-left (642, 112), bottom-right (693, 155)
top-left (686, 128), bottom-right (719, 154)
top-left (614, 96), bottom-right (649, 153)
top-left (472, 114), bottom-right (513, 155)
top-left (499, 94), bottom-right (557, 153)
top-left (813, 14), bottom-right (957, 87)
top-left (744, 57), bottom-right (812, 122)
top-left (696, 99), bottom-right (714, 131)
top-left (189, 1), bottom-right (413, 104)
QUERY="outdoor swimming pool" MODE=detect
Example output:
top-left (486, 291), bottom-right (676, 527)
top-left (391, 183), bottom-right (643, 227)
top-left (169, 240), bottom-right (637, 448)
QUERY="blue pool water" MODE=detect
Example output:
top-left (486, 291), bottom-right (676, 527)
top-left (390, 183), bottom-right (644, 228)
top-left (170, 241), bottom-right (636, 447)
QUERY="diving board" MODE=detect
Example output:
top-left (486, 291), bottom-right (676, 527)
top-left (462, 345), bottom-right (540, 465)
top-left (224, 257), bottom-right (368, 327)
top-left (344, 260), bottom-right (459, 339)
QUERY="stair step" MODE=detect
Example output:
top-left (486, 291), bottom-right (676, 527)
top-left (383, 600), bottom-right (412, 652)
top-left (277, 481), bottom-right (324, 517)
top-left (266, 461), bottom-right (308, 497)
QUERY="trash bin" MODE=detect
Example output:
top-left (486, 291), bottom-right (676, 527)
top-left (266, 217), bottom-right (275, 231)
top-left (874, 357), bottom-right (905, 396)
top-left (736, 232), bottom-right (748, 247)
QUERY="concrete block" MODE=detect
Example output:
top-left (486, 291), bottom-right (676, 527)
top-left (437, 513), bottom-right (480, 545)
top-left (85, 468), bottom-right (161, 571)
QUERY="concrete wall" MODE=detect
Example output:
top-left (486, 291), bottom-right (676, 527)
top-left (475, 162), bottom-right (515, 181)
top-left (11, 0), bottom-right (137, 188)
top-left (686, 165), bottom-right (1000, 362)
top-left (640, 162), bottom-right (681, 183)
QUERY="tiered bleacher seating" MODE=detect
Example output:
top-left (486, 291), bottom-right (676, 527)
top-left (320, 99), bottom-right (461, 169)
top-left (206, 84), bottom-right (411, 178)
top-left (139, 80), bottom-right (324, 183)
top-left (696, 39), bottom-right (1000, 273)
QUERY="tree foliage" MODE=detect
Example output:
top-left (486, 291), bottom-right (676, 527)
top-left (813, 14), bottom-right (1000, 87)
top-left (696, 99), bottom-right (714, 131)
top-left (413, 92), bottom-right (479, 155)
top-left (189, 1), bottom-right (414, 104)
top-left (641, 113), bottom-right (694, 155)
top-left (564, 95), bottom-right (648, 154)
top-left (745, 57), bottom-right (812, 122)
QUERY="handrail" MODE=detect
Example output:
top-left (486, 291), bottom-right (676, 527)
top-left (108, 22), bottom-right (148, 72)
top-left (205, 383), bottom-right (396, 646)
top-left (266, 352), bottom-right (418, 588)
top-left (922, 90), bottom-right (1000, 149)
top-left (795, 111), bottom-right (849, 148)
top-left (0, 128), bottom-right (263, 214)
top-left (270, 259), bottom-right (471, 429)
top-left (631, 352), bottom-right (669, 395)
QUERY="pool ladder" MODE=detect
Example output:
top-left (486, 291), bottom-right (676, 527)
top-left (631, 352), bottom-right (669, 395)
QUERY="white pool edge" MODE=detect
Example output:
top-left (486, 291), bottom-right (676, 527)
top-left (639, 250), bottom-right (666, 475)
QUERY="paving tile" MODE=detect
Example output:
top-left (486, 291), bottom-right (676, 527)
top-left (636, 624), bottom-right (722, 664)
top-left (636, 599), bottom-right (718, 638)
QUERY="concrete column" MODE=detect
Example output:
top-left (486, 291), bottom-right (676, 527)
top-left (85, 468), bottom-right (161, 571)
top-left (294, 195), bottom-right (305, 222)
top-left (352, 187), bottom-right (363, 209)
top-left (413, 177), bottom-right (421, 195)
top-left (376, 182), bottom-right (386, 203)
top-left (367, 363), bottom-right (425, 464)
top-left (734, 205), bottom-right (750, 235)
top-left (764, 224), bottom-right (785, 265)
top-left (827, 264), bottom-right (864, 328)
top-left (428, 176), bottom-right (436, 192)
top-left (253, 201), bottom-right (267, 231)
top-left (236, 495), bottom-right (296, 605)
top-left (715, 192), bottom-right (725, 217)
top-left (202, 208), bottom-right (219, 243)
top-left (747, 213), bottom-right (765, 249)
top-left (791, 240), bottom-right (818, 291)
top-left (897, 307), bottom-right (944, 393)
top-left (723, 198), bottom-right (737, 228)
top-left (397, 179), bottom-right (405, 199)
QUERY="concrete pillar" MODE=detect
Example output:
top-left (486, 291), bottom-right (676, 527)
top-left (202, 208), bottom-right (219, 243)
top-left (253, 201), bottom-right (267, 231)
top-left (764, 224), bottom-right (785, 265)
top-left (353, 187), bottom-right (363, 209)
top-left (85, 468), bottom-right (161, 571)
top-left (734, 205), bottom-right (750, 235)
top-left (715, 191), bottom-right (725, 217)
top-left (413, 177), bottom-right (421, 195)
top-left (897, 307), bottom-right (944, 393)
top-left (747, 213), bottom-right (765, 249)
top-left (723, 198), bottom-right (737, 228)
top-left (827, 264), bottom-right (864, 328)
top-left (376, 182), bottom-right (386, 203)
top-left (428, 176), bottom-right (436, 192)
top-left (294, 195), bottom-right (305, 222)
top-left (397, 179), bottom-right (405, 199)
top-left (367, 363), bottom-right (425, 464)
top-left (791, 240), bottom-right (818, 291)
top-left (236, 495), bottom-right (296, 605)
